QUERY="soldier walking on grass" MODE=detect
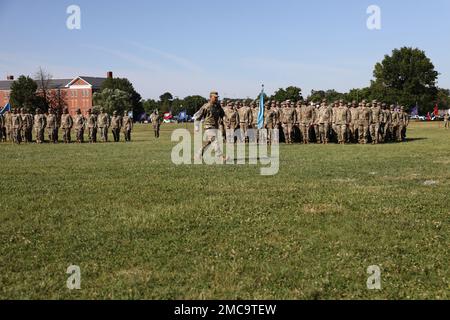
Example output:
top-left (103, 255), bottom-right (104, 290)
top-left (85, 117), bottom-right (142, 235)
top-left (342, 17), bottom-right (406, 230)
top-left (194, 91), bottom-right (228, 162)
top-left (444, 112), bottom-right (449, 129)
top-left (150, 110), bottom-right (162, 138)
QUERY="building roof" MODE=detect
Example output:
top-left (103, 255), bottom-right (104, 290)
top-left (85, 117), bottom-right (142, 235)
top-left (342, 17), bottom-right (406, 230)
top-left (0, 80), bottom-right (13, 90)
top-left (76, 77), bottom-right (107, 89)
top-left (0, 76), bottom-right (107, 91)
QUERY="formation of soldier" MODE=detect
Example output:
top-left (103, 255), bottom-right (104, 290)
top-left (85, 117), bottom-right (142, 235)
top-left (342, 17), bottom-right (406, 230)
top-left (0, 107), bottom-right (133, 144)
top-left (219, 99), bottom-right (410, 144)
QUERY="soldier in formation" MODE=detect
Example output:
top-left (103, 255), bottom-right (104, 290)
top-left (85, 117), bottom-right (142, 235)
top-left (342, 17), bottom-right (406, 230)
top-left (206, 98), bottom-right (411, 146)
top-left (122, 111), bottom-right (133, 142)
top-left (111, 111), bottom-right (123, 142)
top-left (73, 109), bottom-right (86, 143)
top-left (34, 108), bottom-right (46, 144)
top-left (0, 107), bottom-right (135, 144)
top-left (98, 108), bottom-right (110, 143)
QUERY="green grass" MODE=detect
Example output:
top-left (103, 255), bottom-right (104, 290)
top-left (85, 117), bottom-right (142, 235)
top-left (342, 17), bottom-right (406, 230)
top-left (0, 122), bottom-right (448, 300)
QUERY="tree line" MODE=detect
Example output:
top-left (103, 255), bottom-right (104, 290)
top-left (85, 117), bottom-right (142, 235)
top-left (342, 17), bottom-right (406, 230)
top-left (7, 47), bottom-right (450, 119)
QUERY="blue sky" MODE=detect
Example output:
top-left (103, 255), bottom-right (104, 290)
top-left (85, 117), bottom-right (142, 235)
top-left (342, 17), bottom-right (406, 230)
top-left (0, 0), bottom-right (449, 99)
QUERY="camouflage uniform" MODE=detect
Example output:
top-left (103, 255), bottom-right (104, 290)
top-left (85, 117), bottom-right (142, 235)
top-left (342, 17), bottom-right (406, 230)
top-left (4, 111), bottom-right (12, 142)
top-left (237, 102), bottom-right (252, 143)
top-left (349, 101), bottom-right (359, 143)
top-left (195, 92), bottom-right (225, 158)
top-left (122, 111), bottom-right (133, 142)
top-left (383, 105), bottom-right (393, 142)
top-left (250, 102), bottom-right (259, 142)
top-left (281, 101), bottom-right (297, 144)
top-left (46, 110), bottom-right (58, 143)
top-left (331, 101), bottom-right (339, 142)
top-left (60, 109), bottom-right (73, 143)
top-left (21, 109), bottom-right (34, 143)
top-left (33, 109), bottom-right (46, 143)
top-left (0, 114), bottom-right (4, 142)
top-left (98, 110), bottom-right (110, 142)
top-left (150, 111), bottom-right (161, 138)
top-left (223, 103), bottom-right (239, 144)
top-left (398, 107), bottom-right (409, 142)
top-left (333, 102), bottom-right (350, 144)
top-left (313, 104), bottom-right (321, 143)
top-left (370, 101), bottom-right (383, 144)
top-left (73, 109), bottom-right (86, 143)
top-left (86, 110), bottom-right (98, 143)
top-left (357, 101), bottom-right (372, 144)
top-left (11, 110), bottom-right (23, 144)
top-left (444, 113), bottom-right (449, 129)
top-left (299, 102), bottom-right (315, 144)
top-left (317, 102), bottom-right (332, 144)
top-left (111, 111), bottom-right (122, 142)
top-left (391, 107), bottom-right (400, 142)
top-left (265, 106), bottom-right (277, 144)
top-left (293, 101), bottom-right (302, 142)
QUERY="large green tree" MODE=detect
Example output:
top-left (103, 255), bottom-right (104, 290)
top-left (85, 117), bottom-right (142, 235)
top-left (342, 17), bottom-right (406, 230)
top-left (9, 75), bottom-right (46, 112)
top-left (93, 89), bottom-right (132, 115)
top-left (159, 92), bottom-right (174, 113)
top-left (101, 77), bottom-right (143, 118)
top-left (181, 95), bottom-right (207, 115)
top-left (271, 86), bottom-right (303, 102)
top-left (370, 47), bottom-right (439, 112)
top-left (143, 99), bottom-right (160, 114)
top-left (436, 88), bottom-right (450, 110)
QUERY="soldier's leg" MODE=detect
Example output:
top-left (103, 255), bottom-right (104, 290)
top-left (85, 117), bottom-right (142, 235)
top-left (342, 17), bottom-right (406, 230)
top-left (358, 125), bottom-right (364, 144)
top-left (396, 125), bottom-right (402, 142)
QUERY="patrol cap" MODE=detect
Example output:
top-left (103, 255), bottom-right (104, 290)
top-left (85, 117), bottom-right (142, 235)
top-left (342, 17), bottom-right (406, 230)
top-left (210, 91), bottom-right (219, 97)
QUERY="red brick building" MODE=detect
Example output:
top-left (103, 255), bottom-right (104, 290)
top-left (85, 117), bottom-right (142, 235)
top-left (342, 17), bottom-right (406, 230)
top-left (0, 72), bottom-right (113, 115)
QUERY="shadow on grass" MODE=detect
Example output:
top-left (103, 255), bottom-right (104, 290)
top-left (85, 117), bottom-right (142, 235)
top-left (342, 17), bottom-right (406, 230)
top-left (405, 137), bottom-right (428, 142)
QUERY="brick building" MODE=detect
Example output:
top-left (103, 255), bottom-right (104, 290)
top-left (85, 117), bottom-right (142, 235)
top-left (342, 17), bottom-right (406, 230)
top-left (0, 72), bottom-right (113, 115)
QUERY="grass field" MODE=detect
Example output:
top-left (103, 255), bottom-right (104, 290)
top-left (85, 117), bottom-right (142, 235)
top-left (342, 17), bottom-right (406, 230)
top-left (0, 122), bottom-right (448, 300)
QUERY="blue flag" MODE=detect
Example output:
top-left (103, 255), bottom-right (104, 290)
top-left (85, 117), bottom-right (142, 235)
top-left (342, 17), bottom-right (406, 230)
top-left (179, 109), bottom-right (187, 121)
top-left (257, 85), bottom-right (265, 129)
top-left (0, 103), bottom-right (11, 116)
